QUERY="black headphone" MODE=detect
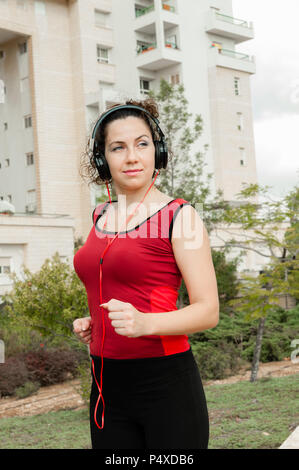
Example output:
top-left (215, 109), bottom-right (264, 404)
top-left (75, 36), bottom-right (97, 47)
top-left (88, 104), bottom-right (168, 182)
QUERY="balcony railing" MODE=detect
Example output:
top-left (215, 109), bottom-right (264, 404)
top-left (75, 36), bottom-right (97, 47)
top-left (135, 4), bottom-right (154, 17)
top-left (165, 41), bottom-right (178, 49)
top-left (219, 48), bottom-right (252, 62)
top-left (162, 3), bottom-right (175, 13)
top-left (215, 11), bottom-right (250, 28)
top-left (211, 44), bottom-right (253, 62)
top-left (136, 43), bottom-right (157, 54)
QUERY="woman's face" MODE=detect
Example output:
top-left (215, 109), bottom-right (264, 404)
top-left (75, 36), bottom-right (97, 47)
top-left (104, 116), bottom-right (155, 191)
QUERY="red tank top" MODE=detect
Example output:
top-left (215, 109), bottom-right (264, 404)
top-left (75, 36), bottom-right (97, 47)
top-left (73, 197), bottom-right (191, 359)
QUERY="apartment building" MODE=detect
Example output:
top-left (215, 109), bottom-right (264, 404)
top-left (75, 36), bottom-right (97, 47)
top-left (0, 0), bottom-right (261, 296)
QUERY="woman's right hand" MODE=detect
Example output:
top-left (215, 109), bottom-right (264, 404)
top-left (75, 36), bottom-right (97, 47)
top-left (73, 316), bottom-right (92, 344)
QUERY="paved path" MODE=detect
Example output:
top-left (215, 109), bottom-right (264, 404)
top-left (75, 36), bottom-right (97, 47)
top-left (0, 379), bottom-right (84, 419)
top-left (279, 426), bottom-right (299, 449)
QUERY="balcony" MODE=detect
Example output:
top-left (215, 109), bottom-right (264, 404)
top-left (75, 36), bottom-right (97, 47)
top-left (165, 40), bottom-right (178, 50)
top-left (208, 44), bottom-right (256, 74)
top-left (136, 41), bottom-right (182, 71)
top-left (137, 42), bottom-right (157, 54)
top-left (205, 9), bottom-right (254, 44)
top-left (134, 10), bottom-right (156, 36)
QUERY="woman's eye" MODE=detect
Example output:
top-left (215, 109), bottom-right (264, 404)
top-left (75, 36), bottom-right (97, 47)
top-left (138, 141), bottom-right (148, 147)
top-left (112, 146), bottom-right (122, 151)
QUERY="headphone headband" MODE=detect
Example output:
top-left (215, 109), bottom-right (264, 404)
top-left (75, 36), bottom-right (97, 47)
top-left (89, 103), bottom-right (168, 180)
top-left (89, 104), bottom-right (165, 153)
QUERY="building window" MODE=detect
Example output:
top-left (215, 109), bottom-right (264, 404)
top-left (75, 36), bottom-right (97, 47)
top-left (239, 147), bottom-right (246, 166)
top-left (7, 194), bottom-right (12, 203)
top-left (17, 0), bottom-right (27, 9)
top-left (0, 258), bottom-right (11, 275)
top-left (171, 73), bottom-right (180, 85)
top-left (24, 115), bottom-right (32, 128)
top-left (0, 80), bottom-right (5, 104)
top-left (4, 122), bottom-right (8, 130)
top-left (26, 189), bottom-right (36, 213)
top-left (97, 46), bottom-right (109, 63)
top-left (140, 79), bottom-right (150, 95)
top-left (26, 152), bottom-right (34, 165)
top-left (0, 50), bottom-right (5, 60)
top-left (237, 112), bottom-right (244, 131)
top-left (18, 42), bottom-right (27, 55)
top-left (5, 158), bottom-right (10, 167)
top-left (234, 77), bottom-right (240, 96)
top-left (95, 9), bottom-right (110, 27)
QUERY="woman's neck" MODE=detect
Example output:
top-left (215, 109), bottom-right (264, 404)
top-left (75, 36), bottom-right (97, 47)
top-left (112, 185), bottom-right (160, 209)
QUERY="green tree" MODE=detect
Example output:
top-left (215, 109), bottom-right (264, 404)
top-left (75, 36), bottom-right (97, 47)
top-left (149, 79), bottom-right (228, 233)
top-left (224, 184), bottom-right (299, 381)
top-left (211, 249), bottom-right (240, 314)
top-left (149, 79), bottom-right (240, 313)
top-left (2, 252), bottom-right (89, 346)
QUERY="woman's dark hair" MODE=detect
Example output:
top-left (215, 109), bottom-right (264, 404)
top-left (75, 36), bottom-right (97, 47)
top-left (79, 97), bottom-right (163, 187)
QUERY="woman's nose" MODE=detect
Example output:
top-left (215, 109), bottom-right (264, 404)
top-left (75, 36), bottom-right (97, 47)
top-left (126, 146), bottom-right (138, 161)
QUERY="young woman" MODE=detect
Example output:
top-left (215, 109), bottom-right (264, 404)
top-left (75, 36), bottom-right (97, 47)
top-left (73, 98), bottom-right (219, 449)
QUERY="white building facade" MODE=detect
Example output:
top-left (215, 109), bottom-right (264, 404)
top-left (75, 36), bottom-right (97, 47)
top-left (0, 0), bottom-right (261, 297)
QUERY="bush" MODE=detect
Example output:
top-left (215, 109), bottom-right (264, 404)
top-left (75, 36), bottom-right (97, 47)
top-left (191, 341), bottom-right (245, 381)
top-left (75, 363), bottom-right (92, 407)
top-left (14, 381), bottom-right (40, 399)
top-left (23, 348), bottom-right (82, 386)
top-left (0, 348), bottom-right (88, 397)
top-left (189, 304), bottom-right (299, 380)
top-left (0, 357), bottom-right (29, 397)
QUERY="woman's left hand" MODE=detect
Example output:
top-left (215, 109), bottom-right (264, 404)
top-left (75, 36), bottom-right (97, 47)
top-left (100, 299), bottom-right (150, 338)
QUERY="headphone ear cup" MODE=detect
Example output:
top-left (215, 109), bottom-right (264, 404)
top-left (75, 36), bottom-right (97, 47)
top-left (154, 141), bottom-right (161, 169)
top-left (155, 140), bottom-right (168, 169)
top-left (93, 145), bottom-right (112, 181)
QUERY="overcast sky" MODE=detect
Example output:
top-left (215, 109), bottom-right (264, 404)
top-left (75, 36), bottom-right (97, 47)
top-left (232, 0), bottom-right (299, 199)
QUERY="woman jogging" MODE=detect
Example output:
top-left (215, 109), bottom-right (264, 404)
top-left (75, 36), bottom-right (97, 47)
top-left (73, 98), bottom-right (219, 449)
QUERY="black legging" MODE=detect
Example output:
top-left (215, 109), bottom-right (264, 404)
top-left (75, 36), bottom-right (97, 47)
top-left (90, 347), bottom-right (209, 449)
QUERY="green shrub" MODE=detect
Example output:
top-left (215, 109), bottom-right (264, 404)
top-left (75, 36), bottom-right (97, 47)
top-left (189, 304), bottom-right (299, 380)
top-left (15, 381), bottom-right (40, 399)
top-left (191, 341), bottom-right (245, 381)
top-left (0, 357), bottom-right (29, 397)
top-left (0, 348), bottom-right (88, 397)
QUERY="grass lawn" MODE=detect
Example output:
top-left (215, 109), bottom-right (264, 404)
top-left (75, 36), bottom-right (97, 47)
top-left (205, 374), bottom-right (298, 449)
top-left (0, 374), bottom-right (298, 449)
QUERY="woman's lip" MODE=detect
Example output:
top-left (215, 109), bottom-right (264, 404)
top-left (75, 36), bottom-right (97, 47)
top-left (123, 170), bottom-right (143, 173)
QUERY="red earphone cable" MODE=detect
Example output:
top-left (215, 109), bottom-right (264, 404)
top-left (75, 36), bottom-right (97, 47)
top-left (92, 171), bottom-right (160, 430)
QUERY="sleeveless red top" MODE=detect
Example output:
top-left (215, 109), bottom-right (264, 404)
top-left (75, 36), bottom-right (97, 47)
top-left (73, 198), bottom-right (191, 359)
